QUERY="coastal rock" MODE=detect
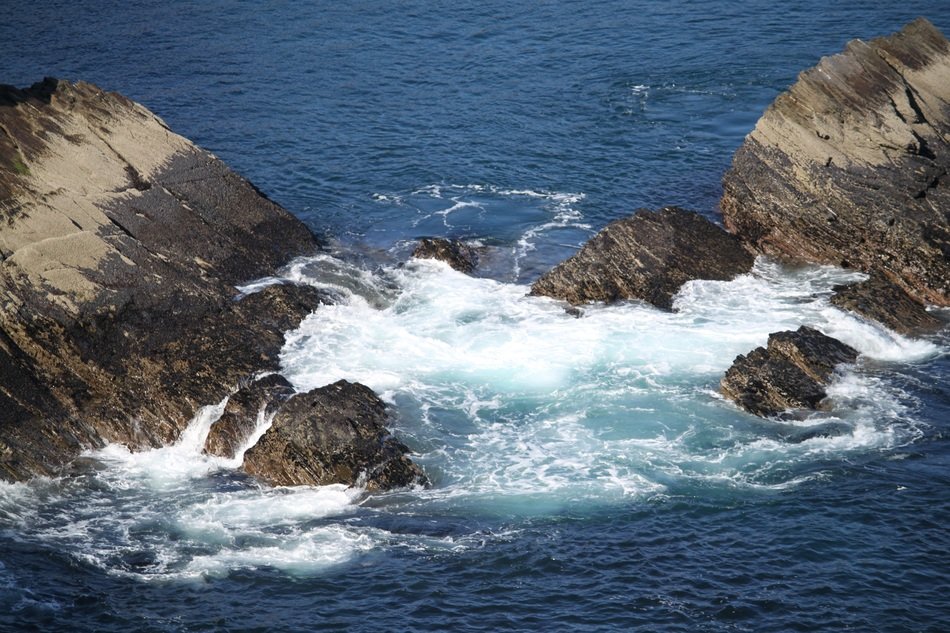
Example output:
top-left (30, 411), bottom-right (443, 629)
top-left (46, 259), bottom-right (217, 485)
top-left (831, 272), bottom-right (942, 335)
top-left (412, 237), bottom-right (480, 274)
top-left (203, 374), bottom-right (296, 458)
top-left (530, 206), bottom-right (754, 310)
top-left (242, 380), bottom-right (426, 490)
top-left (0, 78), bottom-right (423, 489)
top-left (720, 326), bottom-right (859, 417)
top-left (721, 18), bottom-right (950, 307)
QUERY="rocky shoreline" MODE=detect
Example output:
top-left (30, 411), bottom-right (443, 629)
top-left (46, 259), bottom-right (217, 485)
top-left (1, 18), bottom-right (947, 484)
top-left (0, 79), bottom-right (423, 487)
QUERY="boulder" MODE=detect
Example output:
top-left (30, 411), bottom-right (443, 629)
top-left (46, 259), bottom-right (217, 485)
top-left (242, 380), bottom-right (426, 490)
top-left (204, 373), bottom-right (296, 458)
top-left (412, 237), bottom-right (480, 274)
top-left (0, 79), bottom-right (423, 490)
top-left (720, 326), bottom-right (859, 417)
top-left (530, 206), bottom-right (754, 310)
top-left (831, 272), bottom-right (943, 335)
top-left (721, 18), bottom-right (950, 307)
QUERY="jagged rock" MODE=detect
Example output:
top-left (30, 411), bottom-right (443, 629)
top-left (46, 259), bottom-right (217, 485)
top-left (831, 272), bottom-right (942, 335)
top-left (0, 79), bottom-right (422, 489)
top-left (721, 18), bottom-right (950, 308)
top-left (242, 380), bottom-right (426, 490)
top-left (412, 237), bottom-right (480, 274)
top-left (721, 326), bottom-right (859, 417)
top-left (204, 374), bottom-right (296, 458)
top-left (530, 206), bottom-right (754, 310)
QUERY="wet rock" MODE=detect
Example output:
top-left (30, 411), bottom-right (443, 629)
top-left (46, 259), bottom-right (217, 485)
top-left (0, 79), bottom-right (422, 489)
top-left (721, 18), bottom-right (950, 308)
top-left (530, 206), bottom-right (754, 310)
top-left (831, 272), bottom-right (942, 335)
top-left (720, 326), bottom-right (859, 417)
top-left (412, 237), bottom-right (480, 274)
top-left (203, 374), bottom-right (296, 459)
top-left (242, 380), bottom-right (427, 490)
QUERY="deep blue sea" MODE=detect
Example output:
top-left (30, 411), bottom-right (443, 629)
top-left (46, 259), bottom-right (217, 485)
top-left (2, 2), bottom-right (950, 631)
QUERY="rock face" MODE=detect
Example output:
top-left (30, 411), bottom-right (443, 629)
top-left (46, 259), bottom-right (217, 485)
top-left (242, 380), bottom-right (426, 490)
top-left (720, 326), bottom-right (859, 417)
top-left (0, 78), bottom-right (423, 488)
top-left (203, 374), bottom-right (296, 458)
top-left (721, 18), bottom-right (950, 308)
top-left (412, 237), bottom-right (480, 274)
top-left (530, 206), bottom-right (754, 310)
top-left (831, 272), bottom-right (942, 335)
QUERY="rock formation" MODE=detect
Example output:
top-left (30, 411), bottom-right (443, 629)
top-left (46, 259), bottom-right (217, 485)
top-left (0, 79), bottom-right (423, 488)
top-left (530, 206), bottom-right (754, 310)
top-left (721, 18), bottom-right (950, 308)
top-left (412, 237), bottom-right (480, 274)
top-left (203, 374), bottom-right (296, 458)
top-left (720, 326), bottom-right (859, 417)
top-left (831, 273), bottom-right (942, 335)
top-left (242, 380), bottom-right (426, 490)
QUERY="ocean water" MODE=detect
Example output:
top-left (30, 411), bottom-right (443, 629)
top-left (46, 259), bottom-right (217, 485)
top-left (2, 2), bottom-right (950, 631)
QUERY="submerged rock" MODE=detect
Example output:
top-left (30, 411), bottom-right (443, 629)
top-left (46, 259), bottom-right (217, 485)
top-left (242, 380), bottom-right (426, 490)
top-left (830, 272), bottom-right (942, 335)
top-left (411, 237), bottom-right (480, 274)
top-left (720, 326), bottom-right (859, 417)
top-left (203, 374), bottom-right (296, 459)
top-left (721, 18), bottom-right (950, 308)
top-left (530, 206), bottom-right (754, 310)
top-left (0, 79), bottom-right (422, 489)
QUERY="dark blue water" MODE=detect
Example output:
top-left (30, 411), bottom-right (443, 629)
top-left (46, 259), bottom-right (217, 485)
top-left (2, 2), bottom-right (950, 631)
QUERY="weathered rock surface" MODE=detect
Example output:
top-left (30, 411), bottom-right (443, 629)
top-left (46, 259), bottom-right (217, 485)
top-left (0, 78), bottom-right (423, 488)
top-left (721, 18), bottom-right (950, 308)
top-left (720, 326), bottom-right (859, 417)
top-left (831, 272), bottom-right (943, 335)
top-left (412, 237), bottom-right (480, 274)
top-left (203, 374), bottom-right (296, 458)
top-left (530, 206), bottom-right (754, 310)
top-left (242, 380), bottom-right (426, 490)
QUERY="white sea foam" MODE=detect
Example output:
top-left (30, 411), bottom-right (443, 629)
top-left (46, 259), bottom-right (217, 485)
top-left (278, 254), bottom-right (937, 508)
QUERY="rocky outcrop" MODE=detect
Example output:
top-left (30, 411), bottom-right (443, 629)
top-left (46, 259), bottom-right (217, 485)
top-left (0, 78), bottom-right (423, 488)
top-left (530, 206), bottom-right (754, 310)
top-left (203, 374), bottom-right (296, 458)
top-left (831, 272), bottom-right (942, 335)
top-left (242, 380), bottom-right (426, 490)
top-left (412, 237), bottom-right (480, 274)
top-left (720, 326), bottom-right (859, 417)
top-left (721, 18), bottom-right (950, 308)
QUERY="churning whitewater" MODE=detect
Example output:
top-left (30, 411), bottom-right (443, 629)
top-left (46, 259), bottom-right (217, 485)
top-left (3, 200), bottom-right (939, 587)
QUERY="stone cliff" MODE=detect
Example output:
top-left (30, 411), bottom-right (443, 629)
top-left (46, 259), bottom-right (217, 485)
top-left (0, 78), bottom-right (423, 488)
top-left (721, 18), bottom-right (950, 308)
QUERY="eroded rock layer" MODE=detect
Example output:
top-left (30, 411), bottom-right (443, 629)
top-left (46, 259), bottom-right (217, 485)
top-left (0, 78), bottom-right (425, 486)
top-left (530, 206), bottom-right (754, 310)
top-left (720, 326), bottom-right (859, 417)
top-left (242, 380), bottom-right (426, 490)
top-left (721, 18), bottom-right (950, 307)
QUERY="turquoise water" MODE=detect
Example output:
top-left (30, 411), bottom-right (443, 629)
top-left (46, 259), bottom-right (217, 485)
top-left (1, 2), bottom-right (949, 631)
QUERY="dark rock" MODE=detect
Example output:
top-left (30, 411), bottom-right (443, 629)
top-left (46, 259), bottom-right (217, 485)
top-left (781, 421), bottom-right (852, 443)
top-left (831, 272), bottom-right (943, 334)
top-left (0, 79), bottom-right (423, 490)
top-left (412, 237), bottom-right (480, 274)
top-left (204, 374), bottom-right (296, 458)
top-left (242, 380), bottom-right (427, 490)
top-left (530, 206), bottom-right (754, 310)
top-left (721, 326), bottom-right (859, 417)
top-left (721, 18), bottom-right (950, 307)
